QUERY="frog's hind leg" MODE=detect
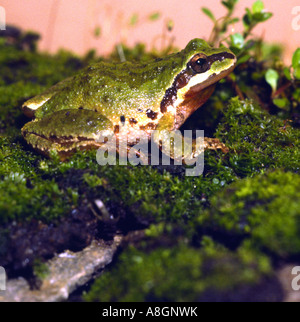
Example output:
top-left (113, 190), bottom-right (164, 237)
top-left (153, 112), bottom-right (229, 164)
top-left (22, 109), bottom-right (114, 160)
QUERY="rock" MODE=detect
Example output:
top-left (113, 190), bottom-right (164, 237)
top-left (0, 236), bottom-right (122, 302)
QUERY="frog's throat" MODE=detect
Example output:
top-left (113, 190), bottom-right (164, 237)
top-left (160, 52), bottom-right (236, 114)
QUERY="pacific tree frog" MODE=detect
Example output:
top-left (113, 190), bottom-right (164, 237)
top-left (21, 39), bottom-right (236, 162)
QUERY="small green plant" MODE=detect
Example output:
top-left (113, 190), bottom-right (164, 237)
top-left (262, 47), bottom-right (300, 114)
top-left (202, 0), bottom-right (272, 55)
top-left (292, 48), bottom-right (300, 80)
top-left (202, 0), bottom-right (300, 124)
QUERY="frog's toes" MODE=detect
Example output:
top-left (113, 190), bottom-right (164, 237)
top-left (204, 137), bottom-right (229, 153)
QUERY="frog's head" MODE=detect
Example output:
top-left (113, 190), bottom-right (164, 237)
top-left (180, 38), bottom-right (236, 93)
top-left (159, 38), bottom-right (236, 114)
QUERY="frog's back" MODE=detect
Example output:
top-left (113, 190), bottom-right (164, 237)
top-left (32, 53), bottom-right (186, 122)
top-left (24, 38), bottom-right (229, 121)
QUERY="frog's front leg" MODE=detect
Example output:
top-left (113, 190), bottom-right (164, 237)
top-left (22, 109), bottom-right (114, 159)
top-left (153, 112), bottom-right (229, 164)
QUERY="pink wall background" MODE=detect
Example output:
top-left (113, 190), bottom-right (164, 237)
top-left (1, 0), bottom-right (300, 63)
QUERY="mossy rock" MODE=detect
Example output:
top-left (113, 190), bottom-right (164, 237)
top-left (84, 238), bottom-right (282, 302)
top-left (198, 170), bottom-right (300, 258)
top-left (216, 97), bottom-right (300, 176)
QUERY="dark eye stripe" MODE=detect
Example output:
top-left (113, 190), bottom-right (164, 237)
top-left (160, 51), bottom-right (235, 113)
top-left (189, 52), bottom-right (235, 74)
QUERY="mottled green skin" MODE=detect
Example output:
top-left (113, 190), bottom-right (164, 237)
top-left (21, 38), bottom-right (236, 156)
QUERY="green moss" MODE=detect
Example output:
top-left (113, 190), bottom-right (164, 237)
top-left (0, 135), bottom-right (72, 224)
top-left (0, 173), bottom-right (72, 225)
top-left (198, 170), bottom-right (300, 258)
top-left (0, 81), bottom-right (44, 129)
top-left (84, 238), bottom-right (276, 302)
top-left (33, 147), bottom-right (235, 225)
top-left (0, 40), bottom-right (95, 225)
top-left (0, 135), bottom-right (38, 178)
top-left (216, 97), bottom-right (300, 176)
top-left (33, 258), bottom-right (50, 280)
top-left (83, 173), bottom-right (103, 188)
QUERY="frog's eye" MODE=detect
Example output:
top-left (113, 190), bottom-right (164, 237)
top-left (189, 54), bottom-right (210, 74)
top-left (196, 58), bottom-right (206, 67)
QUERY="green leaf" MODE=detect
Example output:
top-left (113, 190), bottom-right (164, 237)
top-left (230, 33), bottom-right (245, 49)
top-left (265, 69), bottom-right (279, 92)
top-left (237, 54), bottom-right (251, 65)
top-left (228, 17), bottom-right (240, 24)
top-left (129, 13), bottom-right (139, 26)
top-left (149, 12), bottom-right (160, 21)
top-left (93, 26), bottom-right (101, 38)
top-left (244, 39), bottom-right (256, 50)
top-left (245, 7), bottom-right (252, 16)
top-left (263, 12), bottom-right (273, 21)
top-left (273, 98), bottom-right (289, 109)
top-left (294, 66), bottom-right (300, 80)
top-left (221, 1), bottom-right (232, 10)
top-left (252, 71), bottom-right (263, 81)
top-left (201, 7), bottom-right (216, 22)
top-left (229, 47), bottom-right (240, 56)
top-left (292, 48), bottom-right (300, 69)
top-left (166, 19), bottom-right (174, 32)
top-left (293, 89), bottom-right (300, 102)
top-left (252, 0), bottom-right (264, 14)
top-left (243, 9), bottom-right (252, 27)
top-left (221, 0), bottom-right (239, 11)
top-left (252, 12), bottom-right (273, 22)
top-left (283, 67), bottom-right (292, 81)
top-left (221, 17), bottom-right (240, 33)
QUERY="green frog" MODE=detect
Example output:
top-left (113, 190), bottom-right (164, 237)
top-left (21, 39), bottom-right (236, 162)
